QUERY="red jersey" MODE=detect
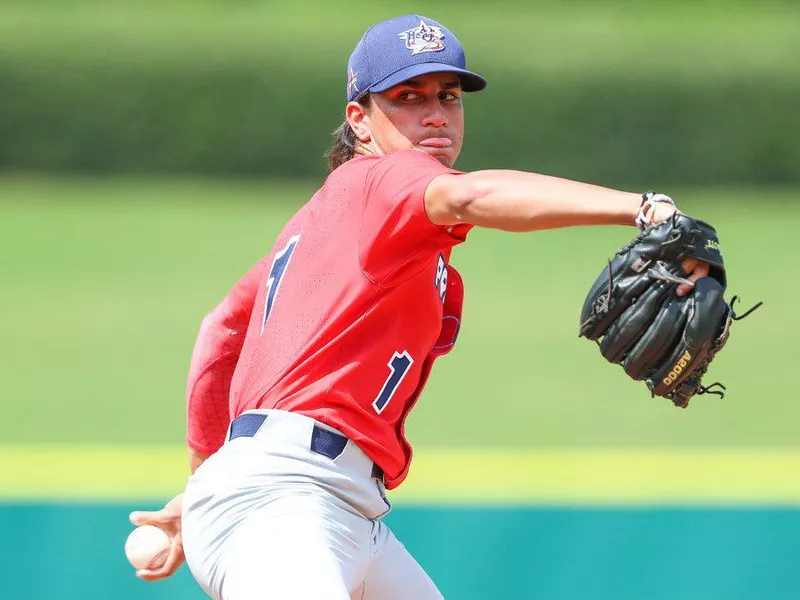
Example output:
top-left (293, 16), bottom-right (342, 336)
top-left (186, 150), bottom-right (471, 488)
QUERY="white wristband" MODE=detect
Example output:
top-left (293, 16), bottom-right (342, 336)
top-left (636, 191), bottom-right (676, 231)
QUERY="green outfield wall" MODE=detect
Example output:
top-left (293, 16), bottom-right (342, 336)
top-left (1, 1), bottom-right (798, 186)
top-left (3, 503), bottom-right (799, 600)
top-left (4, 446), bottom-right (800, 599)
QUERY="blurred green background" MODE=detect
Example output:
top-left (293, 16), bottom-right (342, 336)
top-left (0, 1), bottom-right (796, 598)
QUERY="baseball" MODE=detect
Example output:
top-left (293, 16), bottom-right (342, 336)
top-left (124, 525), bottom-right (171, 571)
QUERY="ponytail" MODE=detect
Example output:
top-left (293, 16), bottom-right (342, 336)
top-left (325, 94), bottom-right (371, 171)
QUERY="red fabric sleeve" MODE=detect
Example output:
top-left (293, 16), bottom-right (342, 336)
top-left (186, 259), bottom-right (266, 454)
top-left (359, 150), bottom-right (472, 284)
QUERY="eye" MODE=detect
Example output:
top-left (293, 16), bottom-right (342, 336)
top-left (397, 90), bottom-right (421, 101)
top-left (439, 91), bottom-right (461, 102)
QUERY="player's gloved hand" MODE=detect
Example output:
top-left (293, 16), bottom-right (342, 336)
top-left (636, 191), bottom-right (709, 296)
top-left (579, 194), bottom-right (762, 407)
top-left (129, 493), bottom-right (185, 581)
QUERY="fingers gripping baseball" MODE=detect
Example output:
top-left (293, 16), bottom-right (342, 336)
top-left (128, 493), bottom-right (185, 581)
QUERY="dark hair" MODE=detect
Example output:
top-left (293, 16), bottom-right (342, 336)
top-left (325, 94), bottom-right (372, 171)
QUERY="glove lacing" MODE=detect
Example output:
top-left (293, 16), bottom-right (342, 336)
top-left (664, 297), bottom-right (762, 406)
top-left (730, 296), bottom-right (763, 321)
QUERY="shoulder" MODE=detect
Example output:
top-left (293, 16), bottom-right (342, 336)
top-left (326, 151), bottom-right (461, 209)
top-left (325, 154), bottom-right (375, 183)
top-left (365, 150), bottom-right (460, 195)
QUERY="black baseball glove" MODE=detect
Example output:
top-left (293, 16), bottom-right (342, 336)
top-left (579, 206), bottom-right (760, 408)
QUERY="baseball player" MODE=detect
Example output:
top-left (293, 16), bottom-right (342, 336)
top-left (129, 14), bottom-right (707, 599)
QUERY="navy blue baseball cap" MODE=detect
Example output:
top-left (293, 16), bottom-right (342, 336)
top-left (346, 15), bottom-right (487, 102)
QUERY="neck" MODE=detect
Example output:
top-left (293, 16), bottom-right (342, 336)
top-left (354, 141), bottom-right (381, 158)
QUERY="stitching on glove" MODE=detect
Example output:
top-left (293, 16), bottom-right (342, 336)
top-left (646, 261), bottom-right (694, 287)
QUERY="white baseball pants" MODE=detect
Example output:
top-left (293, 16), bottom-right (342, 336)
top-left (181, 410), bottom-right (443, 600)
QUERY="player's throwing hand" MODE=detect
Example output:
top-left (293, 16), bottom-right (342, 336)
top-left (129, 494), bottom-right (185, 581)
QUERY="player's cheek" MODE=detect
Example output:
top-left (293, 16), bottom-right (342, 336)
top-left (450, 106), bottom-right (464, 136)
top-left (452, 124), bottom-right (465, 152)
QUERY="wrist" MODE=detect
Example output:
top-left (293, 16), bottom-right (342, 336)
top-left (636, 190), bottom-right (676, 230)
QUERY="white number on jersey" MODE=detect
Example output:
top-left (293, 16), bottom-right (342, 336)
top-left (434, 253), bottom-right (447, 303)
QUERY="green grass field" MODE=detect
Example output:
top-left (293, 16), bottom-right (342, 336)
top-left (0, 176), bottom-right (791, 451)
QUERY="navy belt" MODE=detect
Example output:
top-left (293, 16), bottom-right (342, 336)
top-left (229, 413), bottom-right (384, 480)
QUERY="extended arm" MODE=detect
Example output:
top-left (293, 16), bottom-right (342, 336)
top-left (425, 170), bottom-right (706, 295)
top-left (425, 170), bottom-right (644, 231)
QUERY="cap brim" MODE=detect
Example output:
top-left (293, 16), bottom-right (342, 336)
top-left (369, 63), bottom-right (487, 95)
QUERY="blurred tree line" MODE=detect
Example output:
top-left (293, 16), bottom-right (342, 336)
top-left (0, 1), bottom-right (797, 188)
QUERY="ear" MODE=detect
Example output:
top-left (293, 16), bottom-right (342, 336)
top-left (346, 101), bottom-right (371, 143)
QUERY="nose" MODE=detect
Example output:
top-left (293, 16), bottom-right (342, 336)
top-left (422, 104), bottom-right (448, 128)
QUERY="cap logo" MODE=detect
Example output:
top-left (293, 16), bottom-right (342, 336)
top-left (347, 68), bottom-right (360, 98)
top-left (398, 20), bottom-right (445, 55)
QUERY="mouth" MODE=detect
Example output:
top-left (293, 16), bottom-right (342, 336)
top-left (417, 137), bottom-right (453, 148)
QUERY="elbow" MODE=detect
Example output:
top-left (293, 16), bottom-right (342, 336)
top-left (449, 186), bottom-right (478, 223)
top-left (428, 172), bottom-right (484, 226)
top-left (449, 172), bottom-right (496, 224)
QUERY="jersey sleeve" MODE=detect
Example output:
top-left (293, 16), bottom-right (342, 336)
top-left (185, 259), bottom-right (266, 455)
top-left (359, 150), bottom-right (473, 283)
